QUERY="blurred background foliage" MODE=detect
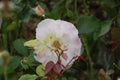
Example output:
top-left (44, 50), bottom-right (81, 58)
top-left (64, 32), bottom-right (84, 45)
top-left (0, 0), bottom-right (120, 80)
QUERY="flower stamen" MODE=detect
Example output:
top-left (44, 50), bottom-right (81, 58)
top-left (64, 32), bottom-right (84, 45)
top-left (52, 40), bottom-right (61, 49)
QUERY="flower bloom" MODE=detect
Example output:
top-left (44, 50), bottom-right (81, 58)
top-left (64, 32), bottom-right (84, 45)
top-left (24, 19), bottom-right (82, 68)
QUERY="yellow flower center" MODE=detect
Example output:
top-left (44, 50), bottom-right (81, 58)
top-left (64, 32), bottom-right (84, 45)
top-left (52, 40), bottom-right (61, 48)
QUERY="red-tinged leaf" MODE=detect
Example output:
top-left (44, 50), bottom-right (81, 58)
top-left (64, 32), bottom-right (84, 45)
top-left (78, 56), bottom-right (86, 61)
top-left (45, 61), bottom-right (55, 74)
top-left (62, 53), bottom-right (68, 60)
top-left (53, 63), bottom-right (63, 75)
top-left (112, 39), bottom-right (120, 51)
top-left (99, 73), bottom-right (105, 80)
top-left (42, 77), bottom-right (50, 80)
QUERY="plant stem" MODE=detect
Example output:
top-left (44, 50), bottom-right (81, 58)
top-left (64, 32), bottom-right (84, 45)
top-left (83, 0), bottom-right (89, 15)
top-left (2, 33), bottom-right (8, 49)
top-left (81, 35), bottom-right (94, 80)
top-left (74, 0), bottom-right (78, 17)
top-left (4, 66), bottom-right (8, 80)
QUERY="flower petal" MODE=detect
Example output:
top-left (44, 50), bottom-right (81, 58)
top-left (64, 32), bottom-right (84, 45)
top-left (34, 47), bottom-right (58, 66)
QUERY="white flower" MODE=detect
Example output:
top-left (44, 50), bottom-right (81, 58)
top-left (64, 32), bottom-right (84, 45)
top-left (118, 78), bottom-right (120, 80)
top-left (24, 19), bottom-right (82, 68)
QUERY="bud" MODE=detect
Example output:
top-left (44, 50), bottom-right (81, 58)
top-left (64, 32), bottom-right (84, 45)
top-left (22, 57), bottom-right (28, 64)
top-left (0, 50), bottom-right (9, 66)
top-left (33, 5), bottom-right (45, 17)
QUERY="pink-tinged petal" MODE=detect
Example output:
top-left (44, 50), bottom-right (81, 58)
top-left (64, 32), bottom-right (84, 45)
top-left (45, 61), bottom-right (55, 74)
top-left (55, 20), bottom-right (78, 39)
top-left (34, 47), bottom-right (58, 66)
top-left (36, 19), bottom-right (55, 41)
top-left (61, 53), bottom-right (68, 60)
top-left (61, 46), bottom-right (80, 67)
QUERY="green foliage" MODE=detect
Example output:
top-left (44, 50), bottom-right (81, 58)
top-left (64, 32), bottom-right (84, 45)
top-left (6, 21), bottom-right (17, 31)
top-left (68, 77), bottom-right (77, 80)
top-left (99, 20), bottom-right (112, 37)
top-left (7, 56), bottom-right (21, 73)
top-left (36, 65), bottom-right (45, 77)
top-left (77, 15), bottom-right (100, 34)
top-left (13, 39), bottom-right (28, 56)
top-left (18, 74), bottom-right (38, 80)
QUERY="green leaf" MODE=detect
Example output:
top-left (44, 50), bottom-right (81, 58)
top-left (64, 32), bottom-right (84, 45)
top-left (117, 17), bottom-right (120, 25)
top-left (13, 39), bottom-right (28, 56)
top-left (6, 21), bottom-right (17, 31)
top-left (66, 0), bottom-right (73, 6)
top-left (68, 77), bottom-right (77, 80)
top-left (18, 74), bottom-right (38, 80)
top-left (99, 20), bottom-right (112, 37)
top-left (62, 77), bottom-right (67, 80)
top-left (111, 27), bottom-right (120, 40)
top-left (36, 65), bottom-right (45, 77)
top-left (77, 16), bottom-right (100, 34)
top-left (97, 0), bottom-right (116, 8)
top-left (66, 9), bottom-right (73, 18)
top-left (18, 6), bottom-right (32, 22)
top-left (21, 55), bottom-right (36, 70)
top-left (8, 56), bottom-right (21, 73)
top-left (11, 0), bottom-right (21, 4)
top-left (21, 63), bottom-right (29, 70)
